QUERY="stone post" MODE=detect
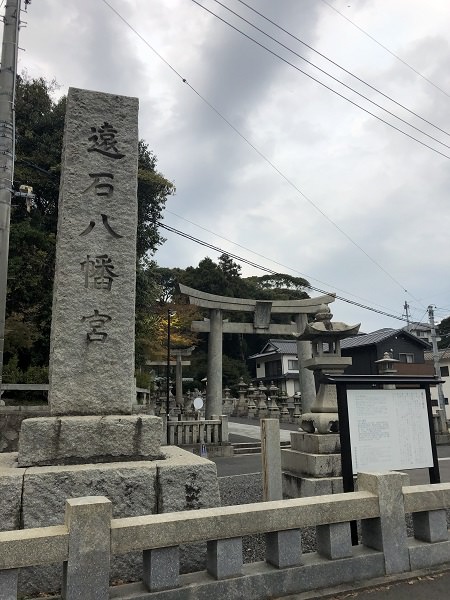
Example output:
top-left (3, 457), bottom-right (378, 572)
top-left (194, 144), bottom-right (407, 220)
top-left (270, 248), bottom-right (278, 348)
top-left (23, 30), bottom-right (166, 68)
top-left (206, 308), bottom-right (223, 419)
top-left (49, 87), bottom-right (139, 416)
top-left (295, 314), bottom-right (316, 414)
top-left (62, 496), bottom-right (112, 600)
top-left (358, 472), bottom-right (410, 575)
top-left (261, 419), bottom-right (283, 501)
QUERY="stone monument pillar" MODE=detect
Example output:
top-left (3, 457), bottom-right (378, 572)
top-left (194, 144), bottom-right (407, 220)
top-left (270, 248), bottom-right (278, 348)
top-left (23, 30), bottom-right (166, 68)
top-left (49, 88), bottom-right (138, 416)
top-left (0, 88), bottom-right (220, 595)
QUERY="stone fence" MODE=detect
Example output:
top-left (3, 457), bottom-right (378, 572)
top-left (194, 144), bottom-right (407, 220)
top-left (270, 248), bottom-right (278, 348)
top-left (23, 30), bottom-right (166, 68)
top-left (2, 472), bottom-right (450, 599)
top-left (166, 415), bottom-right (231, 457)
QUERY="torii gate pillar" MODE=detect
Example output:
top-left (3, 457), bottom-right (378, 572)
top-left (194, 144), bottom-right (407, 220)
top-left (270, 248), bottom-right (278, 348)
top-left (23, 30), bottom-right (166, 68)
top-left (206, 308), bottom-right (223, 418)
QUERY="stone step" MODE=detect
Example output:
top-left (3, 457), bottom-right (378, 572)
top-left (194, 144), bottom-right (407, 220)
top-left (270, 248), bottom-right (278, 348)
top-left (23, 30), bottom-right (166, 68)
top-left (232, 441), bottom-right (291, 455)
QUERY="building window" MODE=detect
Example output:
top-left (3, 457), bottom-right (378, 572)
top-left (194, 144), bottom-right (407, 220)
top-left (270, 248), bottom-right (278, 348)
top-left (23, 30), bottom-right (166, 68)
top-left (440, 366), bottom-right (449, 377)
top-left (288, 359), bottom-right (298, 370)
top-left (256, 363), bottom-right (261, 369)
top-left (265, 360), bottom-right (282, 378)
top-left (399, 353), bottom-right (414, 363)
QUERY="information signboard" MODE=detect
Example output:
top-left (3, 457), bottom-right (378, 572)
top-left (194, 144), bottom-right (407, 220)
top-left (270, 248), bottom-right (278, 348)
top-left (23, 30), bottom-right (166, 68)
top-left (347, 389), bottom-right (433, 474)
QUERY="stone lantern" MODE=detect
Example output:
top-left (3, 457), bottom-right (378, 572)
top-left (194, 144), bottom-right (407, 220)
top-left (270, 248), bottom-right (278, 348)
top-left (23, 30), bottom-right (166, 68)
top-left (375, 351), bottom-right (399, 375)
top-left (298, 304), bottom-right (360, 434)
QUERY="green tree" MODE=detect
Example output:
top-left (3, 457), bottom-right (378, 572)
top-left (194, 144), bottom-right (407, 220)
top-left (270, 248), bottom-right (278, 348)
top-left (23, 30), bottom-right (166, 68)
top-left (6, 76), bottom-right (174, 375)
top-left (438, 316), bottom-right (450, 350)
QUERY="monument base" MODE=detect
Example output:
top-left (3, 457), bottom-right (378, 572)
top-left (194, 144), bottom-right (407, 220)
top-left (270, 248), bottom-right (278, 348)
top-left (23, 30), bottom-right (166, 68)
top-left (281, 431), bottom-right (342, 498)
top-left (17, 415), bottom-right (163, 467)
top-left (0, 446), bottom-right (221, 595)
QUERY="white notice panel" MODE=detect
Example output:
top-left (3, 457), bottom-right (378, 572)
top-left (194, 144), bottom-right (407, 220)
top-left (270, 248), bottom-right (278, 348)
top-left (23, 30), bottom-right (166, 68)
top-left (347, 389), bottom-right (433, 474)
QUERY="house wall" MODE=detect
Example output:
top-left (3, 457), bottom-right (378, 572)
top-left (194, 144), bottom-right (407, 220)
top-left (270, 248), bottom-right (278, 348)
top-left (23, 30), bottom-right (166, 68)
top-left (378, 334), bottom-right (427, 364)
top-left (342, 346), bottom-right (378, 375)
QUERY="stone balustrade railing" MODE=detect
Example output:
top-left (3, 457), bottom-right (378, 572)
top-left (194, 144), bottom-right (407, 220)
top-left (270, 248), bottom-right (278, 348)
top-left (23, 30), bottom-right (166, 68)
top-left (2, 472), bottom-right (450, 599)
top-left (167, 415), bottom-right (228, 446)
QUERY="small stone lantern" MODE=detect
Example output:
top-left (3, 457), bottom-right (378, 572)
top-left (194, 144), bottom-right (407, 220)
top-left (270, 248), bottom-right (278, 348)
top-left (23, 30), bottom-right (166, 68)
top-left (297, 304), bottom-right (360, 434)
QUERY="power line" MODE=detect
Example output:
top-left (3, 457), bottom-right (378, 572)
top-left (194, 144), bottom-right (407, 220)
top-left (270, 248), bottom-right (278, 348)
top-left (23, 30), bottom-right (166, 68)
top-left (234, 0), bottom-right (450, 140)
top-left (320, 0), bottom-right (450, 100)
top-left (158, 221), bottom-right (408, 322)
top-left (165, 208), bottom-right (411, 316)
top-left (192, 0), bottom-right (450, 159)
top-left (99, 0), bottom-right (423, 305)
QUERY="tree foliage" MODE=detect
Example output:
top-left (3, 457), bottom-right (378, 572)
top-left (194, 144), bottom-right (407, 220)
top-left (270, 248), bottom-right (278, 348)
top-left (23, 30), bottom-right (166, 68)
top-left (5, 76), bottom-right (174, 378)
top-left (438, 316), bottom-right (450, 350)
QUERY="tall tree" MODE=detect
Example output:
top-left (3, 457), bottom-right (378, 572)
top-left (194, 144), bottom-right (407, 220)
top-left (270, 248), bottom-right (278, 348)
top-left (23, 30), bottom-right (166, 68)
top-left (5, 76), bottom-right (174, 376)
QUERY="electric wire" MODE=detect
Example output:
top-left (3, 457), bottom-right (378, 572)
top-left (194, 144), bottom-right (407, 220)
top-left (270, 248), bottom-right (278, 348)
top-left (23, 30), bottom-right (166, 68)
top-left (99, 0), bottom-right (424, 304)
top-left (320, 0), bottom-right (450, 100)
top-left (158, 221), bottom-right (408, 322)
top-left (165, 208), bottom-right (410, 316)
top-left (234, 0), bottom-right (450, 139)
top-left (198, 0), bottom-right (450, 151)
top-left (192, 0), bottom-right (450, 159)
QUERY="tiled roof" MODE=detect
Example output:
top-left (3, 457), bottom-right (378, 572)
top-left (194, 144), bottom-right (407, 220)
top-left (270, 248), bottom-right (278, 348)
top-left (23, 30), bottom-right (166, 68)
top-left (341, 327), bottom-right (431, 349)
top-left (340, 329), bottom-right (396, 348)
top-left (425, 349), bottom-right (450, 360)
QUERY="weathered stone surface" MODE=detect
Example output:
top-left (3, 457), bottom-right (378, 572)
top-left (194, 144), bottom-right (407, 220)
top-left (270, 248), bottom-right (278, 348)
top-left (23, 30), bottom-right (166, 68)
top-left (17, 415), bottom-right (162, 466)
top-left (0, 406), bottom-right (49, 452)
top-left (63, 497), bottom-right (112, 600)
top-left (359, 472), bottom-right (410, 575)
top-left (0, 453), bottom-right (24, 531)
top-left (290, 431), bottom-right (341, 454)
top-left (21, 462), bottom-right (158, 527)
top-left (143, 547), bottom-right (180, 592)
top-left (261, 419), bottom-right (282, 501)
top-left (412, 509), bottom-right (448, 543)
top-left (207, 537), bottom-right (242, 579)
top-left (281, 448), bottom-right (341, 477)
top-left (283, 473), bottom-right (347, 499)
top-left (157, 446), bottom-right (221, 512)
top-left (266, 529), bottom-right (302, 568)
top-left (49, 87), bottom-right (139, 416)
top-left (0, 568), bottom-right (18, 598)
top-left (316, 522), bottom-right (352, 559)
top-left (408, 538), bottom-right (450, 570)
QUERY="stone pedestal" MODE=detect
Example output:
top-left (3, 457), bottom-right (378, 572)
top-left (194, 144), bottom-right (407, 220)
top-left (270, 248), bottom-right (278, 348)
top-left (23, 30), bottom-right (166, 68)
top-left (281, 431), bottom-right (343, 497)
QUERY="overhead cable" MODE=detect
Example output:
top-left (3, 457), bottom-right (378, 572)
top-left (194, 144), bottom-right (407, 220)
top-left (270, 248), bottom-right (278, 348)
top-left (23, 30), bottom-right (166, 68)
top-left (158, 221), bottom-right (408, 322)
top-left (192, 0), bottom-right (450, 158)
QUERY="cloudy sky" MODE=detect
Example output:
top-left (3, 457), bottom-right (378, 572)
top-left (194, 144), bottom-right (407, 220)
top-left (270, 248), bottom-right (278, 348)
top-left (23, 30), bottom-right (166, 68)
top-left (12, 0), bottom-right (450, 332)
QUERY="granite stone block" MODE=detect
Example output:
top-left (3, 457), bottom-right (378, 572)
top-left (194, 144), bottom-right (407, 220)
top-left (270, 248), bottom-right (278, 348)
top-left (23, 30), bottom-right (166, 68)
top-left (143, 546), bottom-right (179, 591)
top-left (207, 538), bottom-right (242, 579)
top-left (359, 472), bottom-right (410, 575)
top-left (265, 529), bottom-right (302, 568)
top-left (281, 448), bottom-right (341, 477)
top-left (62, 496), bottom-right (112, 600)
top-left (0, 568), bottom-right (18, 599)
top-left (48, 88), bottom-right (139, 416)
top-left (412, 509), bottom-right (448, 543)
top-left (316, 522), bottom-right (352, 559)
top-left (18, 415), bottom-right (162, 466)
top-left (290, 432), bottom-right (341, 454)
top-left (408, 539), bottom-right (450, 570)
top-left (0, 455), bottom-right (24, 531)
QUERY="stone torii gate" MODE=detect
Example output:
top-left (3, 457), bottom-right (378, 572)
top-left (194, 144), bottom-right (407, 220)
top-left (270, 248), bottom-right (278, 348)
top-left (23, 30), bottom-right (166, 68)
top-left (179, 284), bottom-right (335, 418)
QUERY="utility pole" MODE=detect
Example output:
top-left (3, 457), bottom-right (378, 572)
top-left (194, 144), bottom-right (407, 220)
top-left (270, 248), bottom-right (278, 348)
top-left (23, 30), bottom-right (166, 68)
top-left (403, 301), bottom-right (411, 327)
top-left (0, 0), bottom-right (22, 394)
top-left (428, 305), bottom-right (447, 434)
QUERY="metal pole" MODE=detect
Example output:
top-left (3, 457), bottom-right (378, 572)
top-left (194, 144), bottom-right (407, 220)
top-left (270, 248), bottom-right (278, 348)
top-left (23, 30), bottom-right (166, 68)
top-left (428, 305), bottom-right (447, 434)
top-left (166, 309), bottom-right (171, 416)
top-left (0, 0), bottom-right (21, 394)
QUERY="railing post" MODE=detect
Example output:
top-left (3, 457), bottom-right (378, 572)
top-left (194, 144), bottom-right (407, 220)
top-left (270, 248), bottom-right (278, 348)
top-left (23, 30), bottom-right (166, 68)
top-left (0, 569), bottom-right (18, 599)
top-left (220, 415), bottom-right (229, 443)
top-left (316, 522), bottom-right (352, 559)
top-left (266, 530), bottom-right (302, 568)
top-left (207, 538), bottom-right (242, 579)
top-left (358, 472), bottom-right (410, 575)
top-left (143, 546), bottom-right (179, 591)
top-left (62, 496), bottom-right (112, 600)
top-left (413, 509), bottom-right (448, 542)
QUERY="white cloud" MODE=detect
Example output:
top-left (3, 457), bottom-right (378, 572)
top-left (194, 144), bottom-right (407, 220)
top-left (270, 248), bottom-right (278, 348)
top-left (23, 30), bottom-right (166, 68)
top-left (13, 0), bottom-right (450, 331)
